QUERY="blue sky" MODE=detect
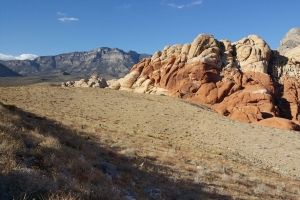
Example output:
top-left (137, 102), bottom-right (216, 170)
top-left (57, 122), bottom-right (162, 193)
top-left (0, 0), bottom-right (299, 60)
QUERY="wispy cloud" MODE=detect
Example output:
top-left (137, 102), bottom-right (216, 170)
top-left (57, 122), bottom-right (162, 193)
top-left (123, 4), bottom-right (131, 9)
top-left (57, 12), bottom-right (78, 22)
top-left (58, 17), bottom-right (79, 22)
top-left (187, 0), bottom-right (202, 6)
top-left (57, 12), bottom-right (66, 16)
top-left (117, 4), bottom-right (131, 9)
top-left (165, 0), bottom-right (202, 9)
top-left (0, 53), bottom-right (38, 61)
top-left (167, 3), bottom-right (184, 9)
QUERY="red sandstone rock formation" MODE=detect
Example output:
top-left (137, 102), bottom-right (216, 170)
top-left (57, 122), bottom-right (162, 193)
top-left (253, 117), bottom-right (300, 131)
top-left (106, 31), bottom-right (300, 131)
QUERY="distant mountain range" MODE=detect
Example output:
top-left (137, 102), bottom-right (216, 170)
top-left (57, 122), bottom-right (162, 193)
top-left (0, 47), bottom-right (151, 78)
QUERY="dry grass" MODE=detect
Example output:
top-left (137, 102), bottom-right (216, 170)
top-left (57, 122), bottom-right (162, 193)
top-left (0, 102), bottom-right (231, 200)
top-left (1, 86), bottom-right (300, 199)
top-left (0, 103), bottom-right (121, 200)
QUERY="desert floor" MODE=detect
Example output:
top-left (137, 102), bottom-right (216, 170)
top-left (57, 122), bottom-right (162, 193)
top-left (1, 84), bottom-right (300, 199)
top-left (0, 74), bottom-right (117, 87)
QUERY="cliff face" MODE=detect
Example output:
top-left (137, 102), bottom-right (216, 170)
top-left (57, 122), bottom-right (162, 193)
top-left (108, 28), bottom-right (300, 130)
top-left (0, 48), bottom-right (151, 78)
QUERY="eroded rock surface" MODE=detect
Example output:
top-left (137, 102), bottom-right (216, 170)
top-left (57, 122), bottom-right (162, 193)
top-left (271, 31), bottom-right (300, 123)
top-left (233, 35), bottom-right (271, 73)
top-left (107, 29), bottom-right (300, 130)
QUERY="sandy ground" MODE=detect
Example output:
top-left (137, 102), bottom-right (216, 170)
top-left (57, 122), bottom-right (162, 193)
top-left (0, 86), bottom-right (299, 180)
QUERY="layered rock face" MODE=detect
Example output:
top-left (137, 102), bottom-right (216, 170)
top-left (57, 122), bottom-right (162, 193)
top-left (271, 30), bottom-right (300, 124)
top-left (110, 29), bottom-right (300, 130)
top-left (0, 48), bottom-right (151, 78)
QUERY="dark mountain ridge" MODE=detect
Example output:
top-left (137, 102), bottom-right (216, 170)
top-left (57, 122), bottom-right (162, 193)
top-left (0, 63), bottom-right (21, 77)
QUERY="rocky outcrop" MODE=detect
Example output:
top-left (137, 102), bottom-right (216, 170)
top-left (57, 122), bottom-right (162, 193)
top-left (62, 75), bottom-right (108, 88)
top-left (0, 48), bottom-right (151, 78)
top-left (268, 28), bottom-right (300, 124)
top-left (233, 35), bottom-right (271, 73)
top-left (253, 117), bottom-right (300, 131)
top-left (0, 63), bottom-right (21, 77)
top-left (107, 28), bottom-right (300, 131)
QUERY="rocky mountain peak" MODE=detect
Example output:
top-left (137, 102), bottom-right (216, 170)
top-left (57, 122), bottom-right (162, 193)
top-left (277, 27), bottom-right (300, 55)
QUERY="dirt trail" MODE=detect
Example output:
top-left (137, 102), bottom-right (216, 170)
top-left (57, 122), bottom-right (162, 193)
top-left (1, 86), bottom-right (300, 178)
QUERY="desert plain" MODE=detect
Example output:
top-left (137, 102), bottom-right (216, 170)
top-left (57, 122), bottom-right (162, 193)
top-left (1, 77), bottom-right (300, 199)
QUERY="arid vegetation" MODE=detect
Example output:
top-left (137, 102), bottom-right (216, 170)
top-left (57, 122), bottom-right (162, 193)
top-left (1, 85), bottom-right (300, 199)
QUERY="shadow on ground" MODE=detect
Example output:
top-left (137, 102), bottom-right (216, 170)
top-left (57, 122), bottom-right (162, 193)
top-left (0, 102), bottom-right (231, 200)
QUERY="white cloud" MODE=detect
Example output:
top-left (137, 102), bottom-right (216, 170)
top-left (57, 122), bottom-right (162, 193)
top-left (187, 0), bottom-right (202, 6)
top-left (167, 3), bottom-right (184, 9)
top-left (57, 12), bottom-right (78, 22)
top-left (0, 53), bottom-right (38, 61)
top-left (166, 0), bottom-right (202, 9)
top-left (16, 54), bottom-right (39, 60)
top-left (57, 12), bottom-right (66, 16)
top-left (58, 17), bottom-right (79, 22)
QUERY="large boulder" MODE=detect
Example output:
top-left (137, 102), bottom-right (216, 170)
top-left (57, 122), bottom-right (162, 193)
top-left (107, 79), bottom-right (121, 90)
top-left (253, 117), bottom-right (300, 131)
top-left (233, 35), bottom-right (271, 73)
